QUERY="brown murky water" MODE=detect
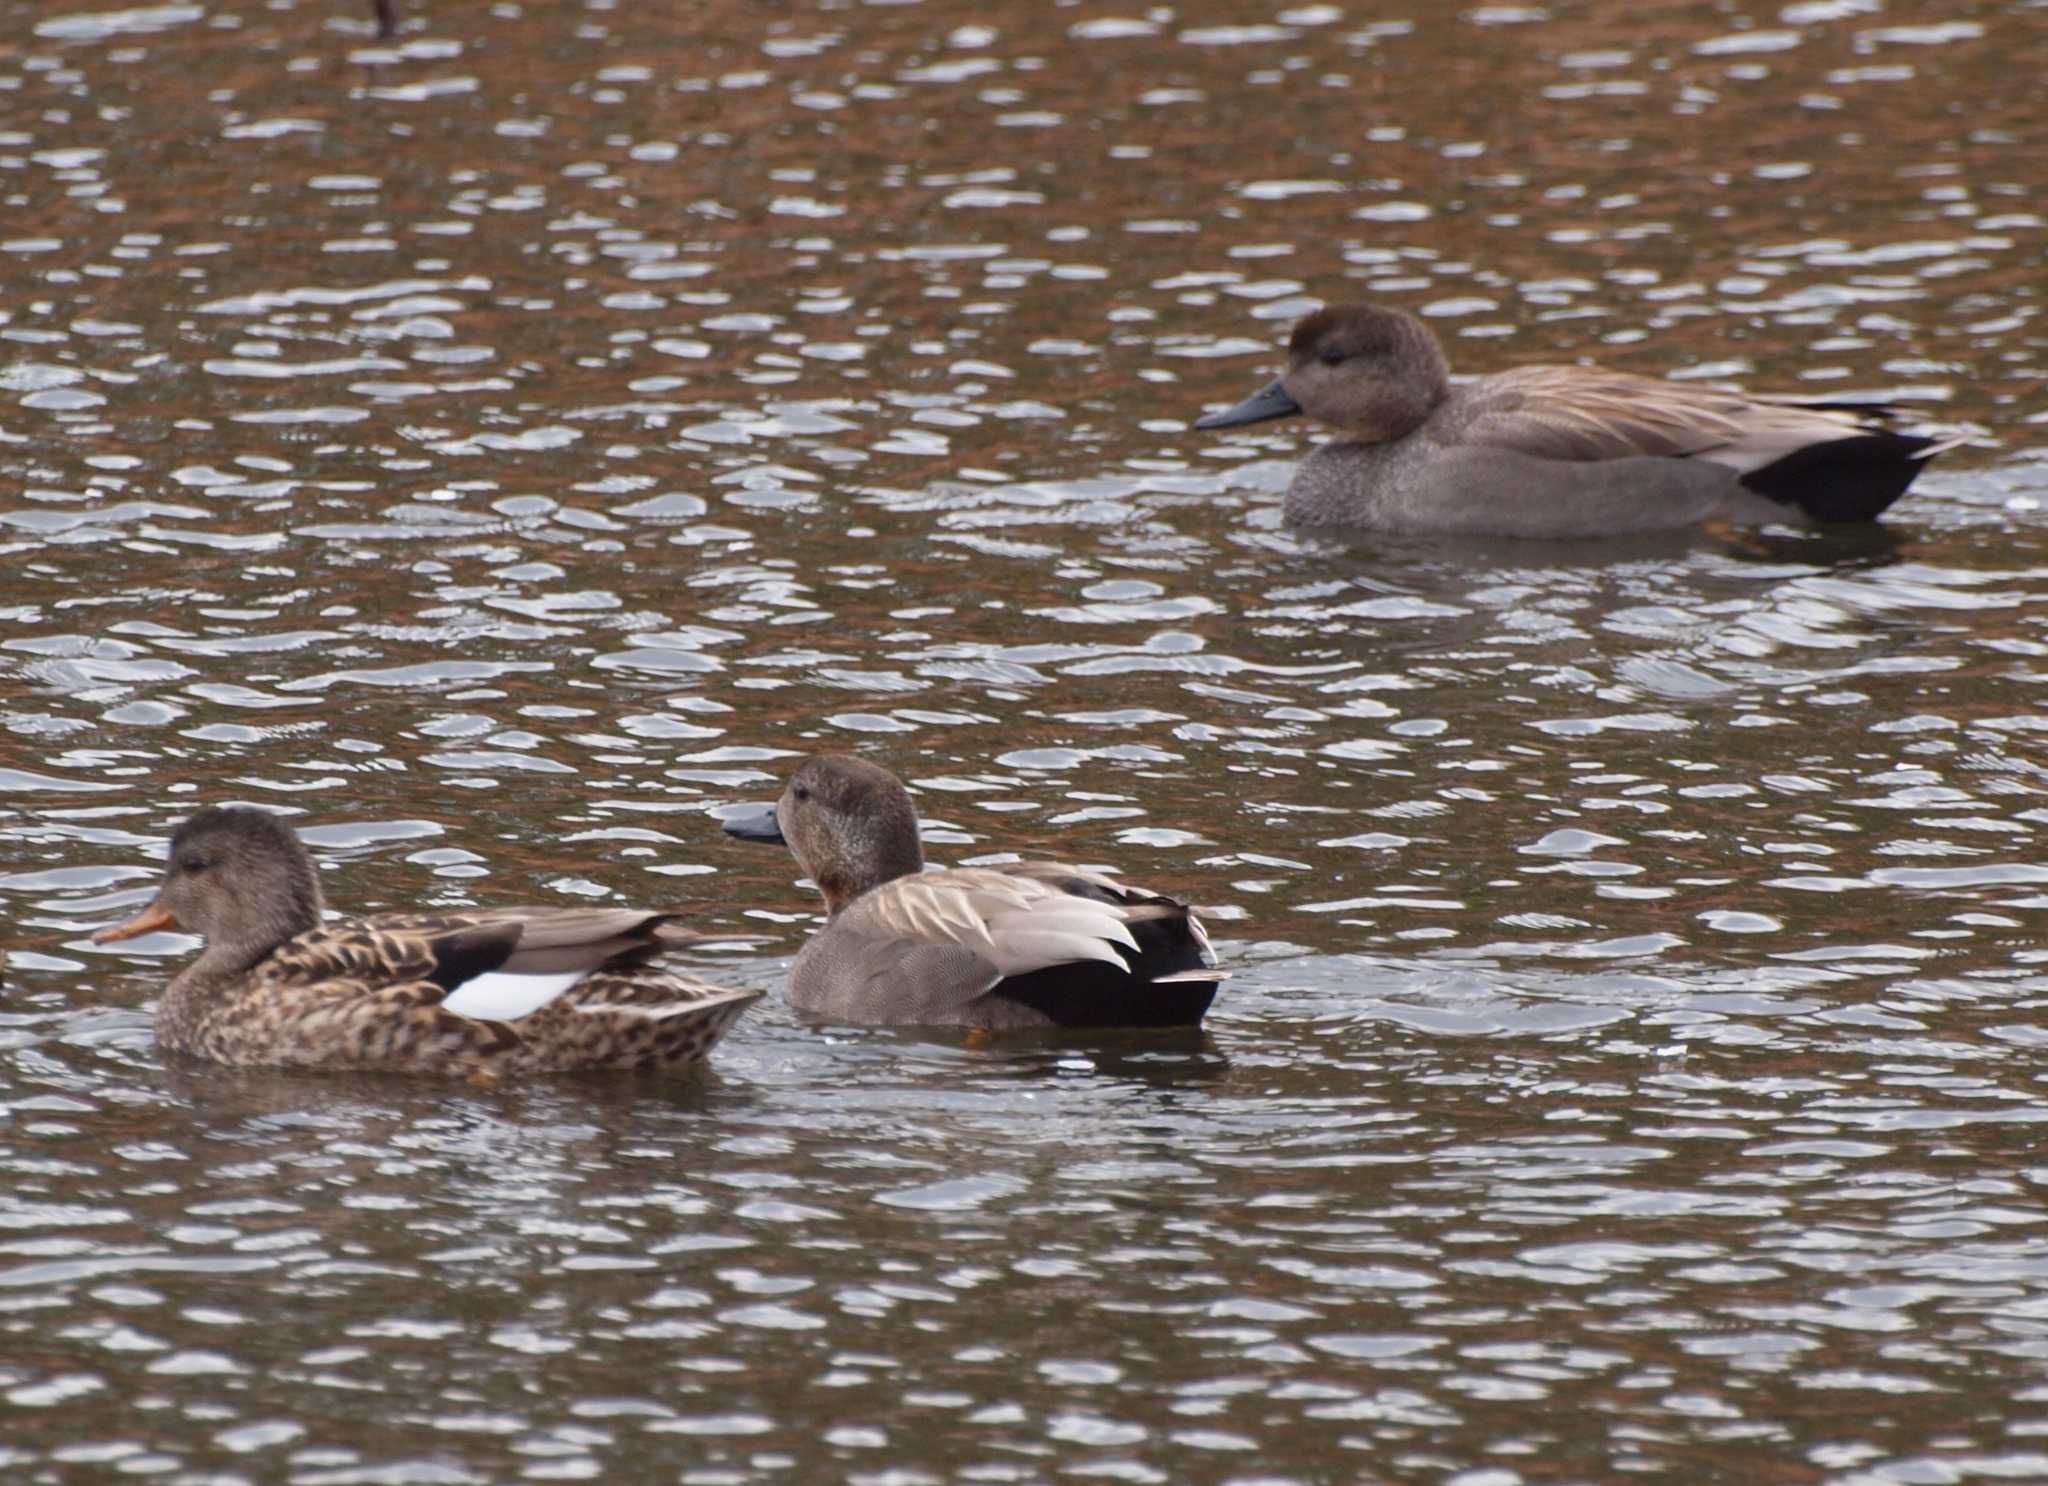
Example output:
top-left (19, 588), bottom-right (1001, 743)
top-left (5, 2), bottom-right (2048, 1482)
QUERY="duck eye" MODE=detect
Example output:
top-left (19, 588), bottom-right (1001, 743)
top-left (1319, 349), bottom-right (1348, 367)
top-left (177, 854), bottom-right (210, 874)
top-left (792, 785), bottom-right (811, 803)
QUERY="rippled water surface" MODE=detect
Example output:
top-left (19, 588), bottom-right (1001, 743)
top-left (5, 1), bottom-right (2048, 1481)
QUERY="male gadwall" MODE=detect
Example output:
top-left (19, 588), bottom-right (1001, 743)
top-left (723, 755), bottom-right (1222, 1029)
top-left (96, 806), bottom-right (759, 1073)
top-left (1196, 303), bottom-right (1959, 537)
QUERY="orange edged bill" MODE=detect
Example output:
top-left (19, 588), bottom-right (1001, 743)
top-left (95, 901), bottom-right (179, 943)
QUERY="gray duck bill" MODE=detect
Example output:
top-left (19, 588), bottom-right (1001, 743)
top-left (1194, 378), bottom-right (1303, 429)
top-left (722, 804), bottom-right (786, 845)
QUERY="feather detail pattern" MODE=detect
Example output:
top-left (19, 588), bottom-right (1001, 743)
top-left (96, 807), bottom-right (759, 1075)
top-left (168, 912), bottom-right (755, 1074)
top-left (727, 756), bottom-right (1224, 1029)
top-left (1459, 365), bottom-right (1933, 476)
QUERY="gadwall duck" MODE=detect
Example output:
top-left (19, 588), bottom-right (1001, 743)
top-left (95, 806), bottom-right (759, 1074)
top-left (723, 755), bottom-right (1222, 1029)
top-left (1195, 303), bottom-right (1959, 537)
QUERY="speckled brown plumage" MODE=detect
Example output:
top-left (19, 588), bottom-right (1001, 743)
top-left (98, 807), bottom-right (759, 1075)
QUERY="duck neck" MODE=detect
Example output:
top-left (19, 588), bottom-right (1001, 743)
top-left (817, 834), bottom-right (924, 918)
top-left (155, 934), bottom-right (283, 1048)
top-left (154, 872), bottom-right (322, 1047)
top-left (1377, 314), bottom-right (1451, 437)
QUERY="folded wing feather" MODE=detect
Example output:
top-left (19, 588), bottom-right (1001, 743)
top-left (339, 907), bottom-right (724, 1022)
top-left (861, 870), bottom-right (1158, 980)
top-left (1467, 366), bottom-right (1883, 469)
top-left (877, 877), bottom-right (1003, 951)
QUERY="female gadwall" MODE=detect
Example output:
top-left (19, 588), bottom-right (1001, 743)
top-left (723, 755), bottom-right (1222, 1029)
top-left (1196, 303), bottom-right (1958, 537)
top-left (96, 806), bottom-right (758, 1073)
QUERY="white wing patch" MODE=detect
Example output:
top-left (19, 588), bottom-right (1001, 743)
top-left (443, 969), bottom-right (587, 1022)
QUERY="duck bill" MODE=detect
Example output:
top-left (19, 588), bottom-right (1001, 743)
top-left (722, 804), bottom-right (786, 846)
top-left (96, 899), bottom-right (178, 943)
top-left (1194, 378), bottom-right (1303, 430)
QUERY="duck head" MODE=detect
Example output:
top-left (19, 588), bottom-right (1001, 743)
top-left (725, 754), bottom-right (925, 915)
top-left (1196, 303), bottom-right (1451, 445)
top-left (96, 805), bottom-right (324, 956)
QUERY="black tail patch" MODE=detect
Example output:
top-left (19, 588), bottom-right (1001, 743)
top-left (991, 909), bottom-right (1220, 1028)
top-left (1738, 430), bottom-right (1939, 523)
top-left (994, 960), bottom-right (1221, 1028)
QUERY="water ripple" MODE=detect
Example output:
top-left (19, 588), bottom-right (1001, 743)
top-left (3, 2), bottom-right (2045, 1483)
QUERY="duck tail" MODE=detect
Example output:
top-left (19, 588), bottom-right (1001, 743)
top-left (1738, 427), bottom-right (1951, 523)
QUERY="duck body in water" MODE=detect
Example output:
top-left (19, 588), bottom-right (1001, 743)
top-left (724, 755), bottom-right (1222, 1030)
top-left (97, 806), bottom-right (758, 1074)
top-left (1196, 303), bottom-right (1961, 538)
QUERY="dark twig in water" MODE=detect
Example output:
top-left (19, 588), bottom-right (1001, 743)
top-left (373, 0), bottom-right (397, 39)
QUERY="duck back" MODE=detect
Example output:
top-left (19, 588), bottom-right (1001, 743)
top-left (787, 866), bottom-right (1221, 1030)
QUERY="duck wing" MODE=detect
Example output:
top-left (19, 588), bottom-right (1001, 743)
top-left (361, 906), bottom-right (720, 974)
top-left (219, 935), bottom-right (526, 1069)
top-left (793, 866), bottom-right (1220, 1028)
top-left (235, 910), bottom-right (755, 1070)
top-left (1001, 862), bottom-right (1218, 962)
top-left (1458, 365), bottom-right (1898, 471)
top-left (863, 867), bottom-right (1148, 976)
top-left (266, 908), bottom-right (730, 1020)
top-left (264, 916), bottom-right (523, 995)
